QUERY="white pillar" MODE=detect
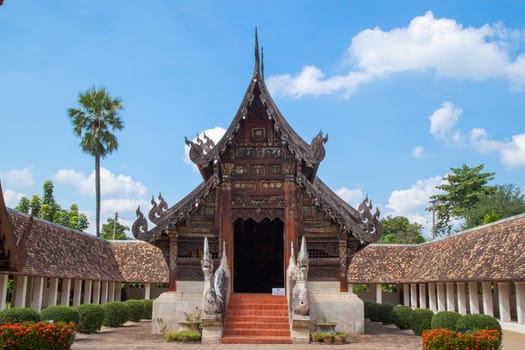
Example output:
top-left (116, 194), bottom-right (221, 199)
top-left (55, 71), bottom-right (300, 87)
top-left (410, 283), bottom-right (418, 308)
top-left (31, 277), bottom-right (45, 312)
top-left (72, 280), bottom-right (82, 306)
top-left (482, 282), bottom-right (494, 316)
top-left (375, 283), bottom-right (382, 304)
top-left (93, 280), bottom-right (101, 304)
top-left (419, 284), bottom-right (427, 309)
top-left (437, 282), bottom-right (446, 311)
top-left (116, 283), bottom-right (122, 301)
top-left (108, 281), bottom-right (115, 302)
top-left (101, 281), bottom-right (108, 304)
top-left (446, 282), bottom-right (456, 311)
top-left (498, 282), bottom-right (511, 322)
top-left (468, 282), bottom-right (480, 314)
top-left (403, 284), bottom-right (410, 306)
top-left (61, 278), bottom-right (71, 306)
top-left (457, 282), bottom-right (467, 314)
top-left (516, 282), bottom-right (525, 325)
top-left (0, 274), bottom-right (9, 311)
top-left (14, 275), bottom-right (28, 308)
top-left (144, 283), bottom-right (151, 300)
top-left (428, 283), bottom-right (437, 312)
top-left (83, 280), bottom-right (92, 304)
top-left (47, 278), bottom-right (58, 307)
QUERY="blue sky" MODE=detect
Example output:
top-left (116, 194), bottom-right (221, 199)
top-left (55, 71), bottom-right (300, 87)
top-left (1, 1), bottom-right (524, 237)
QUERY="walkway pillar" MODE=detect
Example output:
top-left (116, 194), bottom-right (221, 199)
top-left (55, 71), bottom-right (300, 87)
top-left (516, 282), bottom-right (525, 325)
top-left (482, 282), bottom-right (494, 316)
top-left (145, 283), bottom-right (151, 300)
top-left (61, 278), bottom-right (71, 306)
top-left (13, 275), bottom-right (28, 308)
top-left (457, 282), bottom-right (467, 314)
top-left (108, 281), bottom-right (115, 302)
top-left (419, 283), bottom-right (427, 309)
top-left (428, 283), bottom-right (437, 312)
top-left (437, 282), bottom-right (446, 311)
top-left (31, 276), bottom-right (45, 311)
top-left (101, 281), bottom-right (108, 304)
top-left (410, 283), bottom-right (418, 308)
top-left (115, 283), bottom-right (122, 301)
top-left (72, 279), bottom-right (82, 306)
top-left (83, 280), bottom-right (92, 304)
top-left (498, 282), bottom-right (511, 322)
top-left (403, 284), bottom-right (410, 306)
top-left (446, 282), bottom-right (455, 311)
top-left (0, 274), bottom-right (8, 311)
top-left (93, 280), bottom-right (101, 304)
top-left (47, 278), bottom-right (58, 307)
top-left (468, 282), bottom-right (480, 314)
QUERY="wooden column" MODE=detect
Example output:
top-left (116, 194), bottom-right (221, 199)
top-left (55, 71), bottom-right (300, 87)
top-left (339, 239), bottom-right (349, 292)
top-left (220, 180), bottom-right (234, 289)
top-left (283, 176), bottom-right (297, 276)
top-left (0, 274), bottom-right (8, 311)
top-left (168, 234), bottom-right (177, 291)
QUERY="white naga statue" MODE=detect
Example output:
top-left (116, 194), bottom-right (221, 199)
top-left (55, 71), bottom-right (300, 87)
top-left (291, 236), bottom-right (310, 316)
top-left (201, 237), bottom-right (229, 315)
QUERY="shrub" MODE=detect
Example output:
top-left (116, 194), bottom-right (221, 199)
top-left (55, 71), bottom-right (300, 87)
top-left (455, 314), bottom-right (502, 339)
top-left (409, 308), bottom-right (434, 336)
top-left (431, 311), bottom-right (461, 331)
top-left (76, 304), bottom-right (104, 334)
top-left (39, 305), bottom-right (79, 325)
top-left (165, 330), bottom-right (201, 342)
top-left (0, 321), bottom-right (76, 349)
top-left (377, 303), bottom-right (395, 324)
top-left (422, 328), bottom-right (500, 350)
top-left (143, 299), bottom-right (153, 320)
top-left (102, 302), bottom-right (129, 327)
top-left (366, 302), bottom-right (381, 322)
top-left (392, 305), bottom-right (412, 329)
top-left (124, 299), bottom-right (144, 322)
top-left (0, 308), bottom-right (40, 324)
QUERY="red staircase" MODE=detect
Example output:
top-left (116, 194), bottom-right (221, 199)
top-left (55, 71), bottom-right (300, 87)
top-left (222, 293), bottom-right (292, 344)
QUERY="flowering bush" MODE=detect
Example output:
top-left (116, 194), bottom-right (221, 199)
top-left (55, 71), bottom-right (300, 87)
top-left (422, 328), bottom-right (501, 350)
top-left (0, 321), bottom-right (76, 349)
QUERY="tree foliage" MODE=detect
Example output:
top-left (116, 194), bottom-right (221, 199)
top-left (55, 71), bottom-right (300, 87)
top-left (428, 164), bottom-right (495, 236)
top-left (463, 184), bottom-right (525, 229)
top-left (68, 86), bottom-right (124, 237)
top-left (15, 180), bottom-right (89, 231)
top-left (379, 216), bottom-right (425, 244)
top-left (101, 217), bottom-right (131, 240)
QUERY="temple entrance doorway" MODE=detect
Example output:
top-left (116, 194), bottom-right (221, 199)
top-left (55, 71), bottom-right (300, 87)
top-left (233, 218), bottom-right (284, 293)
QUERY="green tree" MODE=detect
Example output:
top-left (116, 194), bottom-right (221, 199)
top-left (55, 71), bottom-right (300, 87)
top-left (379, 216), bottom-right (425, 244)
top-left (100, 217), bottom-right (130, 240)
top-left (428, 164), bottom-right (495, 236)
top-left (29, 195), bottom-right (41, 215)
top-left (39, 180), bottom-right (59, 221)
top-left (68, 204), bottom-right (89, 231)
top-left (15, 196), bottom-right (30, 213)
top-left (68, 86), bottom-right (124, 237)
top-left (463, 184), bottom-right (525, 228)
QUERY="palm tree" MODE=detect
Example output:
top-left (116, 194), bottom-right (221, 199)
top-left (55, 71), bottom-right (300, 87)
top-left (68, 87), bottom-right (124, 237)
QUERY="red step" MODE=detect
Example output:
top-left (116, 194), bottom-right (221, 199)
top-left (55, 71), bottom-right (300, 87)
top-left (222, 294), bottom-right (292, 344)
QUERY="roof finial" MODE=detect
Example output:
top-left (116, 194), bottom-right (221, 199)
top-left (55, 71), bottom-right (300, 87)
top-left (261, 46), bottom-right (264, 78)
top-left (254, 27), bottom-right (260, 75)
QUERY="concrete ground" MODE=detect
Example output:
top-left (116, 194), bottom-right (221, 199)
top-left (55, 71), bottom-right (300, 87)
top-left (72, 320), bottom-right (524, 350)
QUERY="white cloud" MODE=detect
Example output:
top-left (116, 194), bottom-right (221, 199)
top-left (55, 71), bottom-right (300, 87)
top-left (411, 146), bottom-right (429, 158)
top-left (184, 126), bottom-right (226, 167)
top-left (0, 168), bottom-right (34, 188)
top-left (429, 101), bottom-right (463, 144)
top-left (385, 175), bottom-right (445, 234)
top-left (335, 187), bottom-right (365, 207)
top-left (268, 11), bottom-right (525, 98)
top-left (54, 167), bottom-right (147, 197)
top-left (3, 189), bottom-right (25, 208)
top-left (471, 129), bottom-right (525, 168)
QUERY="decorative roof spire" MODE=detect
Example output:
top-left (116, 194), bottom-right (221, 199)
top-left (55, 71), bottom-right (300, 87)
top-left (261, 46), bottom-right (264, 78)
top-left (254, 27), bottom-right (260, 75)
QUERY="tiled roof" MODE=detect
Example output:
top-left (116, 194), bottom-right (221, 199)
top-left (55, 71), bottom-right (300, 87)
top-left (7, 209), bottom-right (122, 281)
top-left (110, 241), bottom-right (168, 283)
top-left (348, 213), bottom-right (525, 284)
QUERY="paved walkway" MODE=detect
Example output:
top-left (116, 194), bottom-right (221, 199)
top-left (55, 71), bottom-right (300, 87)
top-left (72, 320), bottom-right (524, 350)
